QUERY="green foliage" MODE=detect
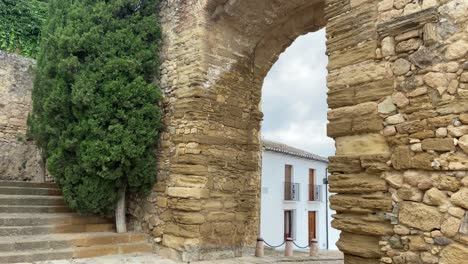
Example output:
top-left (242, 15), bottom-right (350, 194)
top-left (29, 0), bottom-right (162, 215)
top-left (0, 0), bottom-right (48, 58)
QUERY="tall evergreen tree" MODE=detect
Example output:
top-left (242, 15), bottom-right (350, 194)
top-left (29, 0), bottom-right (162, 229)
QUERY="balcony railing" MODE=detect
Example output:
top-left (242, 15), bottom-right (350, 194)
top-left (309, 185), bottom-right (322, 202)
top-left (284, 182), bottom-right (300, 201)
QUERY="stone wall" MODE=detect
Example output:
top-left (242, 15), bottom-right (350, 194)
top-left (126, 0), bottom-right (468, 263)
top-left (0, 51), bottom-right (44, 182)
top-left (327, 0), bottom-right (468, 263)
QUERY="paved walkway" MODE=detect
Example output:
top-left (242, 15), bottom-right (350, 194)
top-left (31, 251), bottom-right (344, 264)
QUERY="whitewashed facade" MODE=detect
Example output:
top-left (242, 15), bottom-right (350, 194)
top-left (260, 140), bottom-right (340, 250)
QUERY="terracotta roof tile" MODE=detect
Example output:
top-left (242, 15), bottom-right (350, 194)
top-left (262, 139), bottom-right (328, 163)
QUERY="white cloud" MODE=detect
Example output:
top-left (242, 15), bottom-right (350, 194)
top-left (261, 29), bottom-right (335, 157)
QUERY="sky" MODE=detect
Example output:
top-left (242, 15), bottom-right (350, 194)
top-left (261, 29), bottom-right (335, 158)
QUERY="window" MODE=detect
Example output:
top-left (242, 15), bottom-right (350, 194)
top-left (309, 169), bottom-right (321, 201)
top-left (285, 165), bottom-right (292, 183)
top-left (309, 169), bottom-right (315, 201)
top-left (284, 165), bottom-right (299, 201)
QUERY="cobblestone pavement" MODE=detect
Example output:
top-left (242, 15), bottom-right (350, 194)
top-left (31, 251), bottom-right (344, 264)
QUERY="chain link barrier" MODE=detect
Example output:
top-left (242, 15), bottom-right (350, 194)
top-left (263, 240), bottom-right (286, 248)
top-left (292, 240), bottom-right (310, 249)
top-left (262, 239), bottom-right (311, 249)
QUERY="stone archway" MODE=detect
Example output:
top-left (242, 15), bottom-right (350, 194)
top-left (129, 0), bottom-right (468, 263)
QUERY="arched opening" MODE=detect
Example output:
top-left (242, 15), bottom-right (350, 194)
top-left (259, 30), bottom-right (340, 254)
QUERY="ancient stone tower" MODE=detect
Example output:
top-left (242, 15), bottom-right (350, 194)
top-left (127, 0), bottom-right (468, 262)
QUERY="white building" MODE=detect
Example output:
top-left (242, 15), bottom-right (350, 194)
top-left (260, 140), bottom-right (340, 250)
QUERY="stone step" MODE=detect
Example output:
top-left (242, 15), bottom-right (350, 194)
top-left (0, 205), bottom-right (72, 214)
top-left (0, 181), bottom-right (152, 262)
top-left (75, 242), bottom-right (153, 259)
top-left (0, 213), bottom-right (111, 227)
top-left (0, 195), bottom-right (65, 206)
top-left (0, 181), bottom-right (57, 189)
top-left (0, 232), bottom-right (146, 252)
top-left (0, 186), bottom-right (61, 196)
top-left (0, 223), bottom-right (115, 236)
top-left (0, 241), bottom-right (152, 263)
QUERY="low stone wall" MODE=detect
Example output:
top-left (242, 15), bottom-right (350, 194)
top-left (0, 51), bottom-right (44, 182)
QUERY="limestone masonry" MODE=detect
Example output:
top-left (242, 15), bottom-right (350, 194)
top-left (0, 0), bottom-right (467, 263)
top-left (0, 51), bottom-right (43, 182)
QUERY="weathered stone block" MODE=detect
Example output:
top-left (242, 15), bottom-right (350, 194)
top-left (344, 255), bottom-right (380, 264)
top-left (396, 120), bottom-right (428, 134)
top-left (437, 101), bottom-right (468, 115)
top-left (327, 2), bottom-right (377, 52)
top-left (445, 40), bottom-right (468, 60)
top-left (427, 115), bottom-right (458, 127)
top-left (395, 38), bottom-right (422, 53)
top-left (328, 102), bottom-right (383, 137)
top-left (328, 61), bottom-right (390, 100)
top-left (173, 211), bottom-right (205, 225)
top-left (336, 134), bottom-right (390, 156)
top-left (397, 187), bottom-right (423, 202)
top-left (174, 175), bottom-right (209, 188)
top-left (162, 234), bottom-right (186, 251)
top-left (336, 232), bottom-right (382, 258)
top-left (172, 199), bottom-right (203, 212)
top-left (441, 217), bottom-right (461, 237)
top-left (399, 202), bottom-right (444, 231)
top-left (330, 193), bottom-right (392, 213)
top-left (328, 40), bottom-right (377, 70)
top-left (408, 236), bottom-right (429, 251)
top-left (170, 164), bottom-right (207, 175)
top-left (377, 7), bottom-right (438, 37)
top-left (423, 188), bottom-right (448, 206)
top-left (167, 187), bottom-right (209, 199)
top-left (206, 212), bottom-right (236, 222)
top-left (329, 173), bottom-right (387, 193)
top-left (451, 188), bottom-right (468, 209)
top-left (360, 154), bottom-right (391, 172)
top-left (332, 214), bottom-right (393, 236)
top-left (421, 138), bottom-right (455, 152)
top-left (328, 156), bottom-right (363, 173)
top-left (165, 223), bottom-right (200, 238)
top-left (440, 243), bottom-right (468, 264)
top-left (432, 175), bottom-right (461, 192)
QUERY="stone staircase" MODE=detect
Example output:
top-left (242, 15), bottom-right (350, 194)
top-left (0, 181), bottom-right (153, 263)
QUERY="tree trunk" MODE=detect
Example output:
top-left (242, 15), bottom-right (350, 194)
top-left (40, 151), bottom-right (47, 183)
top-left (116, 185), bottom-right (127, 233)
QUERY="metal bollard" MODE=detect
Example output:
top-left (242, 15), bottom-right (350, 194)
top-left (285, 237), bottom-right (293, 257)
top-left (255, 237), bottom-right (264, 257)
top-left (309, 239), bottom-right (318, 257)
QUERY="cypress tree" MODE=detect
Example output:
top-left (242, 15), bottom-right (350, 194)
top-left (28, 0), bottom-right (162, 225)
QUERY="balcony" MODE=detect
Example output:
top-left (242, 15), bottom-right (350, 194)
top-left (309, 185), bottom-right (322, 202)
top-left (284, 182), bottom-right (300, 201)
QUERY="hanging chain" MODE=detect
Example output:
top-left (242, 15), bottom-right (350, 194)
top-left (263, 240), bottom-right (287, 248)
top-left (292, 240), bottom-right (310, 249)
